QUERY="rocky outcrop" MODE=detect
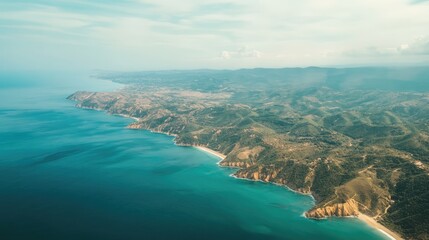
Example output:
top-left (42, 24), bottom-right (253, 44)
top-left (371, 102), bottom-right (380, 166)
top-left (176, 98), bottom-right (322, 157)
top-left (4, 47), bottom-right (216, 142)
top-left (305, 199), bottom-right (359, 218)
top-left (127, 122), bottom-right (142, 129)
top-left (230, 164), bottom-right (313, 194)
top-left (219, 161), bottom-right (251, 168)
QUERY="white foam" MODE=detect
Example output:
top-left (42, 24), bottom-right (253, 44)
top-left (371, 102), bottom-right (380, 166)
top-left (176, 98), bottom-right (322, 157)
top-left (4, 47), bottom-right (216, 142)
top-left (378, 229), bottom-right (396, 240)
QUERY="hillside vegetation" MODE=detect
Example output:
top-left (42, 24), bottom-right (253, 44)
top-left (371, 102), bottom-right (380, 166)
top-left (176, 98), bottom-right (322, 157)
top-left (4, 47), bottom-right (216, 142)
top-left (69, 67), bottom-right (429, 240)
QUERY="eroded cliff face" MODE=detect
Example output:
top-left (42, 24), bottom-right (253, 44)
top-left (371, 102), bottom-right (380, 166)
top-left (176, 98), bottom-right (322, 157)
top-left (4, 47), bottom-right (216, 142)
top-left (229, 163), bottom-right (313, 195)
top-left (219, 161), bottom-right (251, 168)
top-left (305, 199), bottom-right (359, 218)
top-left (127, 123), bottom-right (142, 129)
top-left (305, 168), bottom-right (392, 218)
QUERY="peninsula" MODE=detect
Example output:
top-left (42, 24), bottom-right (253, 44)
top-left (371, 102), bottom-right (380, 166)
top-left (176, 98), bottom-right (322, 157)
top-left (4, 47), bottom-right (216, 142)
top-left (69, 67), bottom-right (429, 240)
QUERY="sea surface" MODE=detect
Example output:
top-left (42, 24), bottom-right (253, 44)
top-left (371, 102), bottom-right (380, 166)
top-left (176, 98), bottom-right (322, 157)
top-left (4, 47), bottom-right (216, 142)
top-left (0, 71), bottom-right (389, 240)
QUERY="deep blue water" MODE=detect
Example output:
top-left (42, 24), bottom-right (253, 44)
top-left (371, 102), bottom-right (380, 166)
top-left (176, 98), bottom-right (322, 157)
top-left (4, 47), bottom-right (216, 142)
top-left (0, 71), bottom-right (389, 240)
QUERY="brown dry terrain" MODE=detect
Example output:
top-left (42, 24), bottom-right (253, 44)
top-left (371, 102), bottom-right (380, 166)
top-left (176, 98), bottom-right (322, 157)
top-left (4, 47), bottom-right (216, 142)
top-left (69, 67), bottom-right (429, 239)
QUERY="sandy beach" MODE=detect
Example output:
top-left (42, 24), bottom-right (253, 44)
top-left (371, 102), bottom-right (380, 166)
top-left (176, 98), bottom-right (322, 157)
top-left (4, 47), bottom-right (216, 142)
top-left (195, 146), bottom-right (226, 160)
top-left (358, 214), bottom-right (402, 240)
top-left (117, 113), bottom-right (140, 122)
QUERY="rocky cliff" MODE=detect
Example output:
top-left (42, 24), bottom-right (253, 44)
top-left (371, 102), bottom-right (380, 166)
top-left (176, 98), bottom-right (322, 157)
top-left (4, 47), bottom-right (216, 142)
top-left (305, 199), bottom-right (359, 218)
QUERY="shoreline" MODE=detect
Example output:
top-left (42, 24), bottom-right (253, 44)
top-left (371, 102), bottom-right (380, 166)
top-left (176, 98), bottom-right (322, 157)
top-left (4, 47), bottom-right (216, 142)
top-left (117, 113), bottom-right (140, 122)
top-left (73, 104), bottom-right (404, 240)
top-left (194, 146), bottom-right (226, 160)
top-left (358, 214), bottom-right (402, 240)
top-left (189, 138), bottom-right (403, 240)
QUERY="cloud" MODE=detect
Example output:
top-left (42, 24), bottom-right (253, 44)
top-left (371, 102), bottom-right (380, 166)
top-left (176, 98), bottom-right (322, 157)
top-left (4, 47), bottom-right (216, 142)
top-left (400, 36), bottom-right (429, 55)
top-left (196, 2), bottom-right (246, 14)
top-left (220, 47), bottom-right (262, 59)
top-left (343, 36), bottom-right (429, 57)
top-left (410, 0), bottom-right (429, 4)
top-left (1, 0), bottom-right (429, 70)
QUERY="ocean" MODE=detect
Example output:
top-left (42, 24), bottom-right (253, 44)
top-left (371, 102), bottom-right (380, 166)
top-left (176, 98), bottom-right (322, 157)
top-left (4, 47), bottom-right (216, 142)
top-left (0, 71), bottom-right (389, 240)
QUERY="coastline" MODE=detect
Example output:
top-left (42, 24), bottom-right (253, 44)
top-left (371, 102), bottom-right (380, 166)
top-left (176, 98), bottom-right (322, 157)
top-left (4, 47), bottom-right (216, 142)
top-left (117, 113), bottom-right (140, 122)
top-left (194, 146), bottom-right (226, 160)
top-left (184, 139), bottom-right (403, 240)
top-left (358, 214), bottom-right (402, 240)
top-left (72, 104), bottom-right (404, 240)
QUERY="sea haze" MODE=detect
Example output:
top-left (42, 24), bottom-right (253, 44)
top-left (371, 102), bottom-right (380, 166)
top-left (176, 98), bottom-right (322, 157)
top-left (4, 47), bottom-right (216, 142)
top-left (0, 72), bottom-right (389, 240)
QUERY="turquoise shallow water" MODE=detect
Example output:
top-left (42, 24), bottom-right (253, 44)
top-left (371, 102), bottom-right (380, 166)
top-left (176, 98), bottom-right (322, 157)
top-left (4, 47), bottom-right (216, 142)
top-left (0, 72), bottom-right (389, 240)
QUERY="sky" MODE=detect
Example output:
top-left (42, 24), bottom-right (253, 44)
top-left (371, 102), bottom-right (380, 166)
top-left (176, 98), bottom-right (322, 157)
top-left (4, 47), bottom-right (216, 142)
top-left (0, 0), bottom-right (429, 71)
